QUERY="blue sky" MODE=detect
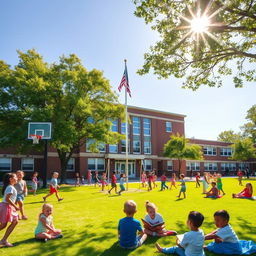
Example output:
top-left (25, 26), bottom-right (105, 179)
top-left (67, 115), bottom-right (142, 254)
top-left (0, 0), bottom-right (255, 140)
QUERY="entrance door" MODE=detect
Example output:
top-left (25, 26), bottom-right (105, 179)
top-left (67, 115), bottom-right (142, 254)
top-left (115, 161), bottom-right (136, 178)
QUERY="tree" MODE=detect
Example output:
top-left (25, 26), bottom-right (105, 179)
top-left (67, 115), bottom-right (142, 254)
top-left (0, 49), bottom-right (124, 182)
top-left (231, 138), bottom-right (256, 162)
top-left (134, 0), bottom-right (256, 90)
top-left (217, 130), bottom-right (242, 143)
top-left (241, 104), bottom-right (256, 143)
top-left (163, 134), bottom-right (203, 175)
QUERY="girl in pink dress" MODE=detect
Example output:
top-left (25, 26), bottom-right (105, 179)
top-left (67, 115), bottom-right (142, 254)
top-left (170, 173), bottom-right (177, 189)
top-left (0, 173), bottom-right (19, 247)
top-left (141, 171), bottom-right (147, 187)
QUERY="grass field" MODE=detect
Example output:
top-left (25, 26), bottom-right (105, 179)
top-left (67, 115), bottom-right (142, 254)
top-left (0, 178), bottom-right (256, 256)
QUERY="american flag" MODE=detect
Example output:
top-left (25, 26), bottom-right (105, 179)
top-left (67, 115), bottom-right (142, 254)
top-left (118, 62), bottom-right (131, 97)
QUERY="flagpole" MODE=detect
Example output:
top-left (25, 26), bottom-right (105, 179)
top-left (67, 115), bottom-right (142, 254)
top-left (124, 59), bottom-right (129, 191)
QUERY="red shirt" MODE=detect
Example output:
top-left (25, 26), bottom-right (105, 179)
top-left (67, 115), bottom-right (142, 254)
top-left (111, 175), bottom-right (117, 184)
top-left (196, 175), bottom-right (200, 181)
top-left (161, 175), bottom-right (167, 182)
top-left (242, 187), bottom-right (252, 198)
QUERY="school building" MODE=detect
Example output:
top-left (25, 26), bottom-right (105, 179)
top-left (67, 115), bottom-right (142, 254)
top-left (0, 105), bottom-right (255, 178)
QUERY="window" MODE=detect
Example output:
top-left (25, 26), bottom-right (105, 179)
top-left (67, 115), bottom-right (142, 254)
top-left (88, 158), bottom-right (105, 171)
top-left (133, 135), bottom-right (141, 153)
top-left (109, 144), bottom-right (118, 153)
top-left (144, 140), bottom-right (151, 154)
top-left (221, 162), bottom-right (236, 172)
top-left (67, 158), bottom-right (75, 171)
top-left (0, 158), bottom-right (11, 172)
top-left (167, 160), bottom-right (173, 171)
top-left (21, 158), bottom-right (34, 171)
top-left (86, 139), bottom-right (105, 152)
top-left (144, 160), bottom-right (152, 171)
top-left (204, 162), bottom-right (217, 171)
top-left (132, 117), bottom-right (140, 135)
top-left (186, 162), bottom-right (200, 171)
top-left (143, 118), bottom-right (151, 136)
top-left (166, 122), bottom-right (172, 132)
top-left (121, 122), bottom-right (129, 135)
top-left (121, 140), bottom-right (130, 153)
top-left (220, 148), bottom-right (232, 156)
top-left (238, 163), bottom-right (249, 170)
top-left (203, 146), bottom-right (216, 156)
top-left (111, 120), bottom-right (118, 132)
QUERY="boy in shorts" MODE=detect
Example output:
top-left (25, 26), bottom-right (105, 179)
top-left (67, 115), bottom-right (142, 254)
top-left (118, 200), bottom-right (147, 249)
top-left (43, 172), bottom-right (63, 202)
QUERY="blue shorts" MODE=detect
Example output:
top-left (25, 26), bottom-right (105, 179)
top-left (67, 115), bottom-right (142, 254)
top-left (16, 194), bottom-right (24, 202)
top-left (120, 184), bottom-right (125, 191)
top-left (180, 186), bottom-right (186, 192)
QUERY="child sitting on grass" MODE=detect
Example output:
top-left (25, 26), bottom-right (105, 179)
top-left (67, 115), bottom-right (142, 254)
top-left (118, 200), bottom-right (147, 249)
top-left (232, 183), bottom-right (253, 199)
top-left (205, 182), bottom-right (220, 198)
top-left (143, 201), bottom-right (176, 237)
top-left (156, 211), bottom-right (205, 255)
top-left (205, 210), bottom-right (256, 255)
top-left (35, 203), bottom-right (63, 242)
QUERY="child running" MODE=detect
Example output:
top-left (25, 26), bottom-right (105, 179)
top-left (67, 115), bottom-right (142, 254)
top-left (217, 173), bottom-right (225, 195)
top-left (152, 171), bottom-right (158, 188)
top-left (118, 200), bottom-right (147, 249)
top-left (195, 172), bottom-right (200, 188)
top-left (177, 174), bottom-right (186, 199)
top-left (43, 172), bottom-right (63, 202)
top-left (75, 172), bottom-right (80, 187)
top-left (0, 173), bottom-right (19, 247)
top-left (202, 172), bottom-right (209, 194)
top-left (205, 182), bottom-right (219, 198)
top-left (237, 169), bottom-right (243, 186)
top-left (143, 201), bottom-right (177, 237)
top-left (205, 210), bottom-right (256, 255)
top-left (30, 171), bottom-right (39, 196)
top-left (35, 203), bottom-right (63, 242)
top-left (160, 172), bottom-right (168, 191)
top-left (232, 183), bottom-right (253, 199)
top-left (170, 173), bottom-right (177, 189)
top-left (101, 172), bottom-right (107, 192)
top-left (118, 174), bottom-right (126, 195)
top-left (141, 171), bottom-right (147, 188)
top-left (14, 170), bottom-right (28, 220)
top-left (108, 171), bottom-right (117, 194)
top-left (156, 211), bottom-right (205, 256)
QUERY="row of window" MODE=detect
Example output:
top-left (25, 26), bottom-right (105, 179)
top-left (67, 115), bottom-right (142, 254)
top-left (203, 146), bottom-right (233, 156)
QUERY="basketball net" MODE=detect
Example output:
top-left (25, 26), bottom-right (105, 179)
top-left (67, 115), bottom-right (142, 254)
top-left (30, 135), bottom-right (42, 144)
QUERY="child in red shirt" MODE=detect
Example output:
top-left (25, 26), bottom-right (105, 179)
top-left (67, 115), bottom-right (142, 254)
top-left (160, 173), bottom-right (168, 191)
top-left (108, 171), bottom-right (117, 194)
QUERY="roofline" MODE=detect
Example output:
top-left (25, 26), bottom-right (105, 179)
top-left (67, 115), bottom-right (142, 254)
top-left (189, 138), bottom-right (232, 144)
top-left (127, 105), bottom-right (186, 118)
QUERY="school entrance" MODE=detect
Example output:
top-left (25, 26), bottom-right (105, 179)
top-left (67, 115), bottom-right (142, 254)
top-left (115, 160), bottom-right (136, 178)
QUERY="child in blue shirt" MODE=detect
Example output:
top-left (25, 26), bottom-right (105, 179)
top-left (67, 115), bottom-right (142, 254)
top-left (156, 211), bottom-right (205, 256)
top-left (205, 210), bottom-right (256, 255)
top-left (118, 200), bottom-right (147, 249)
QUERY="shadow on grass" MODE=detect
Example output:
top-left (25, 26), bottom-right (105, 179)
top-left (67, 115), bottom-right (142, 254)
top-left (235, 216), bottom-right (256, 240)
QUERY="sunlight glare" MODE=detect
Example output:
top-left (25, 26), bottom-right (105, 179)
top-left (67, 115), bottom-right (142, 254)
top-left (190, 16), bottom-right (210, 33)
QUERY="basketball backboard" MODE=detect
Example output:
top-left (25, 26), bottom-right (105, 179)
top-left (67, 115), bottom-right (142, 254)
top-left (28, 122), bottom-right (52, 140)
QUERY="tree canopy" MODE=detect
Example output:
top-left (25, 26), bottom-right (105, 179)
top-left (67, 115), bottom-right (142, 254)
top-left (241, 104), bottom-right (256, 143)
top-left (231, 137), bottom-right (256, 161)
top-left (163, 134), bottom-right (203, 174)
top-left (134, 0), bottom-right (256, 90)
top-left (0, 49), bottom-right (124, 182)
top-left (217, 130), bottom-right (242, 143)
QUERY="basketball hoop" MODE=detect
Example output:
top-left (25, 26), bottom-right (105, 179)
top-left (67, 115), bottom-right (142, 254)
top-left (30, 135), bottom-right (42, 144)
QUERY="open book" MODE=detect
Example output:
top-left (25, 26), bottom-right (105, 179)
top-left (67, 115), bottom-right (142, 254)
top-left (141, 218), bottom-right (164, 228)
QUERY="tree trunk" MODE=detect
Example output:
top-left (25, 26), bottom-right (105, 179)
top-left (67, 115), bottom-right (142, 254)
top-left (58, 151), bottom-right (69, 184)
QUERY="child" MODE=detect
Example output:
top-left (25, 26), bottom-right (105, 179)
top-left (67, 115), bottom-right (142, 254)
top-left (160, 173), bottom-right (168, 191)
top-left (0, 173), bottom-right (19, 247)
top-left (177, 174), bottom-right (186, 199)
top-left (93, 171), bottom-right (100, 187)
top-left (87, 170), bottom-right (91, 185)
top-left (35, 203), bottom-right (63, 242)
top-left (232, 183), bottom-right (253, 199)
top-left (205, 210), bottom-right (256, 255)
top-left (217, 173), bottom-right (225, 195)
top-left (156, 211), bottom-right (205, 256)
top-left (118, 173), bottom-right (126, 195)
top-left (195, 172), bottom-right (200, 188)
top-left (43, 172), bottom-right (63, 202)
top-left (108, 171), bottom-right (117, 194)
top-left (14, 170), bottom-right (28, 220)
top-left (237, 169), bottom-right (243, 186)
top-left (81, 176), bottom-right (85, 185)
top-left (170, 173), bottom-right (177, 189)
top-left (143, 201), bottom-right (177, 237)
top-left (147, 172), bottom-right (153, 191)
top-left (101, 172), bottom-right (107, 191)
top-left (118, 200), bottom-right (147, 249)
top-left (141, 171), bottom-right (147, 188)
top-left (152, 171), bottom-right (158, 188)
top-left (30, 171), bottom-right (39, 196)
top-left (202, 172), bottom-right (209, 194)
top-left (75, 172), bottom-right (80, 187)
top-left (205, 182), bottom-right (219, 198)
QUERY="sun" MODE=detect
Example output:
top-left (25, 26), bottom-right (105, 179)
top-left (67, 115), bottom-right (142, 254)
top-left (190, 15), bottom-right (210, 33)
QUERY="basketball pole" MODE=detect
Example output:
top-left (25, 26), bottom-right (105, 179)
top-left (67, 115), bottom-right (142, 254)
top-left (43, 140), bottom-right (48, 188)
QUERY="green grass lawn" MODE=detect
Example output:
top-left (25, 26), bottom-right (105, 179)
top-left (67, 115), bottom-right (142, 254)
top-left (0, 178), bottom-right (256, 256)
